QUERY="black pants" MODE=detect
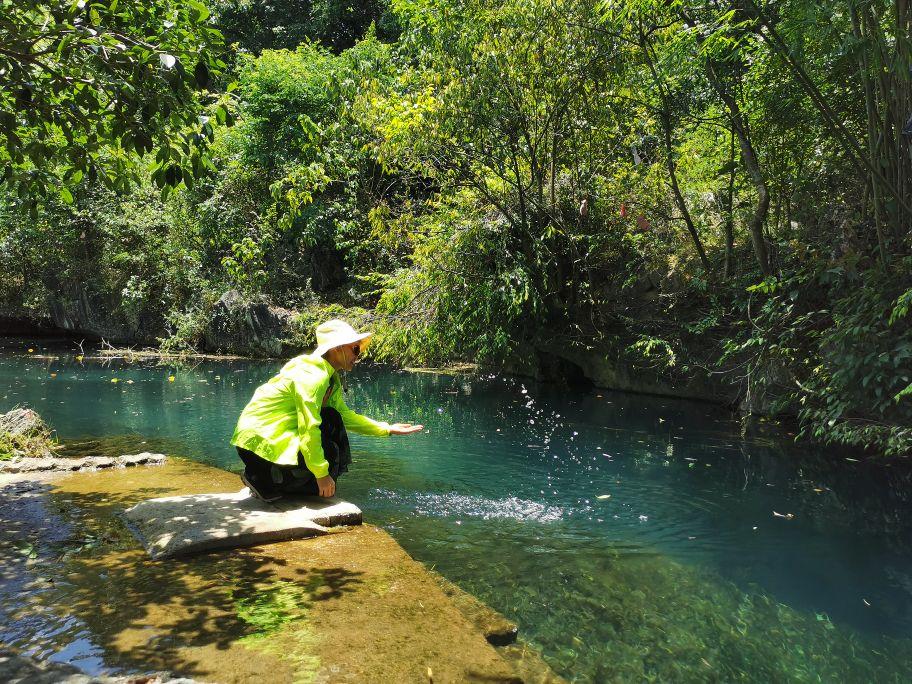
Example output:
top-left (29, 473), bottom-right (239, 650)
top-left (237, 407), bottom-right (351, 497)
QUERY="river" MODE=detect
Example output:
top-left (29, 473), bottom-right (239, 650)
top-left (2, 345), bottom-right (912, 681)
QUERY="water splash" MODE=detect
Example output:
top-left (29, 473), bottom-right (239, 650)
top-left (371, 488), bottom-right (565, 523)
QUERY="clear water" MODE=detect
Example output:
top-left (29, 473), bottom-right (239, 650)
top-left (3, 345), bottom-right (912, 681)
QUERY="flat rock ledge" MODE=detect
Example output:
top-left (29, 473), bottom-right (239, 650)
top-left (124, 489), bottom-right (363, 559)
top-left (0, 648), bottom-right (199, 684)
top-left (0, 452), bottom-right (166, 474)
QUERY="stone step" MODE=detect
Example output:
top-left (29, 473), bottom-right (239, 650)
top-left (124, 489), bottom-right (362, 559)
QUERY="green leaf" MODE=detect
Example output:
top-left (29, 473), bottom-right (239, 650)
top-left (188, 0), bottom-right (210, 22)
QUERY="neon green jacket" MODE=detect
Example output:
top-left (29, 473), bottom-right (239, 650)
top-left (230, 353), bottom-right (391, 477)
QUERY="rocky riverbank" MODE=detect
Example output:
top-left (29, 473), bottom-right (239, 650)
top-left (0, 452), bottom-right (166, 475)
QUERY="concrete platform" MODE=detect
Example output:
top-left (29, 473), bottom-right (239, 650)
top-left (124, 489), bottom-right (362, 559)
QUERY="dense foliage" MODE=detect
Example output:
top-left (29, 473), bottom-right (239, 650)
top-left (0, 0), bottom-right (230, 206)
top-left (211, 0), bottom-right (398, 53)
top-left (1, 0), bottom-right (911, 455)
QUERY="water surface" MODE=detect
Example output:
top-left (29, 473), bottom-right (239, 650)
top-left (2, 345), bottom-right (911, 680)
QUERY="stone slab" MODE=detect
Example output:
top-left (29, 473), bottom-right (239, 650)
top-left (123, 489), bottom-right (362, 559)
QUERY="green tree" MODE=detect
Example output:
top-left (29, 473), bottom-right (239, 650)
top-left (0, 0), bottom-right (230, 205)
top-left (212, 0), bottom-right (398, 53)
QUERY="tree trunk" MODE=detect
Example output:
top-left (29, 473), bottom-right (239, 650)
top-left (850, 2), bottom-right (890, 267)
top-left (723, 129), bottom-right (736, 279)
top-left (661, 113), bottom-right (711, 271)
top-left (705, 62), bottom-right (773, 277)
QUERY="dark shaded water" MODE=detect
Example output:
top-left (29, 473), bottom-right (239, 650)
top-left (3, 345), bottom-right (912, 681)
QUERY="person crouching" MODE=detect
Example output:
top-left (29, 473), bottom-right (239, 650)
top-left (231, 319), bottom-right (423, 501)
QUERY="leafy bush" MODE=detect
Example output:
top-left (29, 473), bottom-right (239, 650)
top-left (728, 264), bottom-right (912, 455)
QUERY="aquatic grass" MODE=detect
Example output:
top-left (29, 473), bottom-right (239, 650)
top-left (233, 580), bottom-right (321, 684)
top-left (450, 540), bottom-right (912, 682)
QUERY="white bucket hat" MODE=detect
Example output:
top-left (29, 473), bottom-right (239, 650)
top-left (313, 319), bottom-right (372, 357)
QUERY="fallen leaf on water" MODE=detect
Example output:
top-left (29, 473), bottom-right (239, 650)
top-left (772, 511), bottom-right (795, 520)
top-left (110, 378), bottom-right (119, 384)
top-left (27, 348), bottom-right (34, 353)
top-left (863, 598), bottom-right (871, 606)
top-left (168, 376), bottom-right (175, 382)
top-left (49, 373), bottom-right (57, 378)
top-left (596, 494), bottom-right (611, 500)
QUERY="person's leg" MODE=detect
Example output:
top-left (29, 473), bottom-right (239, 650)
top-left (236, 446), bottom-right (281, 501)
top-left (320, 407), bottom-right (351, 477)
top-left (282, 407), bottom-right (351, 496)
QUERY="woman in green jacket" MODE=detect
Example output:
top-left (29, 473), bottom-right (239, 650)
top-left (231, 319), bottom-right (423, 501)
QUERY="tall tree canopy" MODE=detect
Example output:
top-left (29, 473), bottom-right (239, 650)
top-left (0, 0), bottom-right (229, 205)
top-left (1, 0), bottom-right (911, 455)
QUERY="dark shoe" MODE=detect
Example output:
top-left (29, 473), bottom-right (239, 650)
top-left (241, 472), bottom-right (281, 503)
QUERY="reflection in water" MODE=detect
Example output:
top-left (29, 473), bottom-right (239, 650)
top-left (1, 347), bottom-right (912, 680)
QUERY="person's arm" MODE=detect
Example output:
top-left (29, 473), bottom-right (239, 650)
top-left (328, 383), bottom-right (424, 435)
top-left (328, 383), bottom-right (393, 436)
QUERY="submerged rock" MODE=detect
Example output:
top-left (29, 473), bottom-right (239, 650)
top-left (0, 648), bottom-right (199, 683)
top-left (434, 574), bottom-right (519, 646)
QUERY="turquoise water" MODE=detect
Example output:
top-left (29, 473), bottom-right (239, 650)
top-left (3, 346), bottom-right (912, 680)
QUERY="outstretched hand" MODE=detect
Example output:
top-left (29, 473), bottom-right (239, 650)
top-left (389, 422), bottom-right (424, 435)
